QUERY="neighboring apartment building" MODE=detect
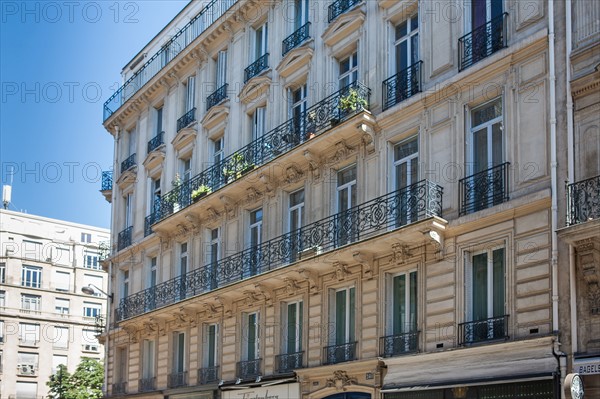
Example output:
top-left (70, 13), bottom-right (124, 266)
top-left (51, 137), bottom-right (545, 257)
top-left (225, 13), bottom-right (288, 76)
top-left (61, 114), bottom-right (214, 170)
top-left (100, 1), bottom-right (598, 399)
top-left (0, 209), bottom-right (110, 398)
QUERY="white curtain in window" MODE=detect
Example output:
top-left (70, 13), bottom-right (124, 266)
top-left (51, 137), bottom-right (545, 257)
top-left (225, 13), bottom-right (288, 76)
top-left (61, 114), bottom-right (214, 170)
top-left (54, 271), bottom-right (71, 292)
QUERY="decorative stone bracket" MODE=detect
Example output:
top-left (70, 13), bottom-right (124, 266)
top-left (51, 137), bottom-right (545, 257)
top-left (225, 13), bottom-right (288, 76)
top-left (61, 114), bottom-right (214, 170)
top-left (575, 238), bottom-right (600, 314)
top-left (326, 370), bottom-right (358, 392)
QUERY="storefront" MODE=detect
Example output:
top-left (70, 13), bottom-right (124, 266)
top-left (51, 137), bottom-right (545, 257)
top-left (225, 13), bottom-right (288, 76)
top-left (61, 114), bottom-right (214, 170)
top-left (573, 356), bottom-right (600, 398)
top-left (221, 382), bottom-right (301, 399)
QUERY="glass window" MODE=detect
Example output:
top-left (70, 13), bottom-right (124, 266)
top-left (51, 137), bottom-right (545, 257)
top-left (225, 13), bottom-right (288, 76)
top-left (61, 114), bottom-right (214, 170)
top-left (156, 106), bottom-right (163, 135)
top-left (213, 137), bottom-right (224, 166)
top-left (282, 301), bottom-right (303, 354)
top-left (216, 50), bottom-right (228, 88)
top-left (21, 294), bottom-right (41, 312)
top-left (204, 324), bottom-right (219, 368)
top-left (329, 287), bottom-right (355, 345)
top-left (172, 332), bottom-right (186, 373)
top-left (52, 354), bottom-right (68, 374)
top-left (83, 329), bottom-right (100, 352)
top-left (0, 262), bottom-right (5, 283)
top-left (143, 339), bottom-right (156, 379)
top-left (21, 265), bottom-right (42, 288)
top-left (16, 381), bottom-right (38, 398)
top-left (83, 302), bottom-right (102, 318)
top-left (243, 312), bottom-right (260, 361)
top-left (394, 13), bottom-right (419, 73)
top-left (394, 136), bottom-right (419, 190)
top-left (54, 271), bottom-right (71, 292)
top-left (185, 75), bottom-right (196, 112)
top-left (122, 269), bottom-right (129, 299)
top-left (84, 251), bottom-right (100, 269)
top-left (470, 98), bottom-right (503, 174)
top-left (81, 232), bottom-right (92, 243)
top-left (252, 106), bottom-right (267, 141)
top-left (19, 323), bottom-right (40, 345)
top-left (55, 298), bottom-right (70, 315)
top-left (254, 23), bottom-right (268, 60)
top-left (83, 274), bottom-right (103, 297)
top-left (0, 290), bottom-right (5, 308)
top-left (339, 52), bottom-right (358, 89)
top-left (53, 326), bottom-right (69, 349)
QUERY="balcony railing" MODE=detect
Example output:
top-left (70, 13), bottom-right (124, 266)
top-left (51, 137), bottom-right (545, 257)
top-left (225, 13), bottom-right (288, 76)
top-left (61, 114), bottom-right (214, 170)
top-left (382, 61), bottom-right (423, 111)
top-left (237, 359), bottom-right (261, 379)
top-left (282, 22), bottom-right (311, 56)
top-left (206, 83), bottom-right (228, 111)
top-left (117, 226), bottom-right (133, 251)
top-left (144, 212), bottom-right (159, 237)
top-left (244, 53), bottom-right (269, 83)
top-left (177, 107), bottom-right (197, 132)
top-left (168, 371), bottom-right (188, 388)
top-left (328, 0), bottom-right (362, 22)
top-left (147, 131), bottom-right (164, 153)
top-left (197, 366), bottom-right (219, 384)
top-left (323, 342), bottom-right (356, 365)
top-left (275, 351), bottom-right (304, 373)
top-left (103, 0), bottom-right (238, 121)
top-left (458, 315), bottom-right (509, 345)
top-left (101, 171), bottom-right (113, 191)
top-left (139, 377), bottom-right (156, 392)
top-left (116, 179), bottom-right (442, 320)
top-left (459, 13), bottom-right (508, 71)
top-left (120, 153), bottom-right (136, 174)
top-left (380, 331), bottom-right (419, 358)
top-left (112, 382), bottom-right (127, 395)
top-left (567, 175), bottom-right (600, 226)
top-left (154, 81), bottom-right (371, 224)
top-left (459, 162), bottom-right (510, 216)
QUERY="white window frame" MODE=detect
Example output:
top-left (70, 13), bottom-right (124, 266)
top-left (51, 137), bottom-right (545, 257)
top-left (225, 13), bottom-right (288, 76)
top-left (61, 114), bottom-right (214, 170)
top-left (336, 165), bottom-right (357, 212)
top-left (282, 301), bottom-right (303, 354)
top-left (243, 312), bottom-right (260, 361)
top-left (142, 339), bottom-right (156, 379)
top-left (21, 265), bottom-right (42, 288)
top-left (55, 298), bottom-right (70, 315)
top-left (21, 294), bottom-right (41, 312)
top-left (252, 106), bottom-right (267, 141)
top-left (254, 23), bottom-right (268, 60)
top-left (467, 97), bottom-right (504, 176)
top-left (385, 270), bottom-right (418, 336)
top-left (213, 137), bottom-right (224, 166)
top-left (465, 246), bottom-right (506, 322)
top-left (338, 52), bottom-right (358, 89)
top-left (203, 323), bottom-right (219, 368)
top-left (172, 331), bottom-right (186, 373)
top-left (329, 286), bottom-right (356, 345)
top-left (83, 302), bottom-right (102, 319)
top-left (391, 12), bottom-right (419, 74)
top-left (288, 189), bottom-right (305, 233)
top-left (216, 49), bottom-right (228, 88)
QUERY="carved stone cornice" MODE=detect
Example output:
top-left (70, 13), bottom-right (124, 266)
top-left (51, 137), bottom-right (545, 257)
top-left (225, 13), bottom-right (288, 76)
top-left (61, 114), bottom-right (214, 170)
top-left (326, 370), bottom-right (358, 392)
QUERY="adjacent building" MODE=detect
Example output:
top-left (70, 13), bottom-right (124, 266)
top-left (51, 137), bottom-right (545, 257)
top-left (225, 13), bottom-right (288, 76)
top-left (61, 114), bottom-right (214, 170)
top-left (0, 209), bottom-right (110, 398)
top-left (100, 1), bottom-right (599, 399)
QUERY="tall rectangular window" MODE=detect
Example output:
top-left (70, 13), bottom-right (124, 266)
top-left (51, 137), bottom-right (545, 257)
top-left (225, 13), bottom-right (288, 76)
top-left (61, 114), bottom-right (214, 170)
top-left (52, 354), bottom-right (68, 373)
top-left (294, 0), bottom-right (309, 29)
top-left (243, 312), bottom-right (260, 361)
top-left (248, 209), bottom-right (263, 277)
top-left (116, 347), bottom-right (128, 384)
top-left (84, 251), bottom-right (100, 270)
top-left (254, 23), bottom-right (268, 60)
top-left (178, 243), bottom-right (188, 300)
top-left (172, 332), bottom-right (186, 373)
top-left (213, 137), bottom-right (224, 166)
top-left (54, 271), bottom-right (71, 292)
top-left (142, 339), bottom-right (156, 379)
top-left (53, 326), bottom-right (69, 349)
top-left (0, 262), bottom-right (5, 283)
top-left (150, 177), bottom-right (161, 214)
top-left (469, 98), bottom-right (503, 175)
top-left (388, 271), bottom-right (417, 335)
top-left (185, 75), bottom-right (196, 112)
top-left (208, 228), bottom-right (220, 290)
top-left (55, 298), bottom-right (70, 315)
top-left (330, 287), bottom-right (355, 346)
top-left (122, 270), bottom-right (129, 299)
top-left (0, 320), bottom-right (4, 343)
top-left (338, 52), bottom-right (358, 89)
top-left (19, 323), bottom-right (40, 346)
top-left (0, 291), bottom-right (5, 308)
top-left (156, 106), bottom-right (163, 135)
top-left (336, 166), bottom-right (357, 245)
top-left (283, 301), bottom-right (303, 354)
top-left (21, 265), bottom-right (42, 288)
top-left (21, 294), bottom-right (41, 313)
top-left (125, 193), bottom-right (133, 228)
top-left (149, 257), bottom-right (157, 289)
top-left (252, 106), bottom-right (266, 141)
top-left (288, 190), bottom-right (305, 262)
top-left (180, 158), bottom-right (192, 183)
top-left (216, 50), bottom-right (227, 88)
top-left (394, 13), bottom-right (419, 74)
top-left (290, 85), bottom-right (307, 140)
top-left (204, 324), bottom-right (219, 368)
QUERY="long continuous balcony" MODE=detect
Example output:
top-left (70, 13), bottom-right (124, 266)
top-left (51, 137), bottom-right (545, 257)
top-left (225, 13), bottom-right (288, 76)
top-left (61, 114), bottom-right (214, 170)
top-left (116, 179), bottom-right (442, 320)
top-left (147, 131), bottom-right (164, 153)
top-left (117, 226), bottom-right (133, 251)
top-left (275, 352), bottom-right (304, 374)
top-left (155, 81), bottom-right (371, 224)
top-left (120, 153), bottom-right (136, 173)
top-left (459, 162), bottom-right (510, 216)
top-left (244, 53), bottom-right (269, 83)
top-left (282, 23), bottom-right (311, 56)
top-left (103, 0), bottom-right (238, 121)
top-left (458, 315), bottom-right (509, 345)
top-left (328, 0), bottom-right (362, 23)
top-left (458, 13), bottom-right (508, 71)
top-left (100, 171), bottom-right (113, 191)
top-left (206, 84), bottom-right (228, 111)
top-left (566, 175), bottom-right (600, 226)
top-left (382, 61), bottom-right (423, 111)
top-left (177, 108), bottom-right (197, 132)
top-left (323, 342), bottom-right (357, 364)
top-left (380, 331), bottom-right (419, 358)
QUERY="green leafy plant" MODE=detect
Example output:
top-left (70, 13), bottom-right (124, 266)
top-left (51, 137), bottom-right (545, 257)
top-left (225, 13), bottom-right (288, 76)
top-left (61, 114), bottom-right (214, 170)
top-left (47, 358), bottom-right (103, 399)
top-left (192, 184), bottom-right (212, 200)
top-left (339, 88), bottom-right (368, 112)
top-left (223, 152), bottom-right (255, 180)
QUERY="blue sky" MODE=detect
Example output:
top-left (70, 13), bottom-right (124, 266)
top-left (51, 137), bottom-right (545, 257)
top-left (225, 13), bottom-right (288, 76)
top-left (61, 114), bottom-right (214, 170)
top-left (1, 0), bottom-right (187, 228)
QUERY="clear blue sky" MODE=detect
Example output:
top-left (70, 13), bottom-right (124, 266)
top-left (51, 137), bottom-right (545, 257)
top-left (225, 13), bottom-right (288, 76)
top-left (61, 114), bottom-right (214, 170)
top-left (1, 0), bottom-right (187, 229)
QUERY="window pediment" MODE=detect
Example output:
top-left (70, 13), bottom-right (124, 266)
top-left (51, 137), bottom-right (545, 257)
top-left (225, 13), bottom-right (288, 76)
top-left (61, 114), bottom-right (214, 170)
top-left (172, 128), bottom-right (197, 154)
top-left (116, 168), bottom-right (137, 190)
top-left (201, 103), bottom-right (230, 132)
top-left (277, 44), bottom-right (314, 83)
top-left (239, 74), bottom-right (272, 105)
top-left (322, 7), bottom-right (366, 48)
top-left (143, 150), bottom-right (165, 174)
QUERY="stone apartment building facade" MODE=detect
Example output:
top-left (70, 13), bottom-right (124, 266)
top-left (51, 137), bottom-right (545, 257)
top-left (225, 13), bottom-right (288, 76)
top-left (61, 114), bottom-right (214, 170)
top-left (100, 1), bottom-right (599, 398)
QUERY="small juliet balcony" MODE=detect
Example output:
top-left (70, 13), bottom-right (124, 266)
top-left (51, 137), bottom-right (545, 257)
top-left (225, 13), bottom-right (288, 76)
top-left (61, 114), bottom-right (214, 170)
top-left (459, 13), bottom-right (508, 71)
top-left (328, 0), bottom-right (362, 23)
top-left (380, 331), bottom-right (419, 358)
top-left (139, 377), bottom-right (156, 392)
top-left (244, 53), bottom-right (269, 83)
top-left (112, 382), bottom-right (127, 395)
top-left (100, 171), bottom-right (113, 202)
top-left (237, 359), bottom-right (261, 380)
top-left (282, 23), bottom-right (311, 56)
top-left (177, 108), bottom-right (196, 132)
top-left (197, 366), bottom-right (219, 384)
top-left (117, 226), bottom-right (133, 251)
top-left (147, 131), bottom-right (164, 153)
top-left (459, 162), bottom-right (510, 216)
top-left (206, 83), bottom-right (228, 111)
top-left (120, 153), bottom-right (136, 174)
top-left (567, 175), bottom-right (600, 226)
top-left (323, 342), bottom-right (357, 365)
top-left (275, 351), bottom-right (304, 374)
top-left (458, 315), bottom-right (509, 345)
top-left (382, 61), bottom-right (423, 111)
top-left (168, 371), bottom-right (188, 388)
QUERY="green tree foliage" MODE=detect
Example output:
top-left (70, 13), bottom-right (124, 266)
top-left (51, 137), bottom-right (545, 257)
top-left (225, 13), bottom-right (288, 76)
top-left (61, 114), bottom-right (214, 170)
top-left (47, 358), bottom-right (104, 399)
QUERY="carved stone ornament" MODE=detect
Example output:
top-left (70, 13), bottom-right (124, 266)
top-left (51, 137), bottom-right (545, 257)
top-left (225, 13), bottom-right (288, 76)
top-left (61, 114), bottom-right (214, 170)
top-left (246, 187), bottom-right (262, 204)
top-left (326, 370), bottom-right (358, 391)
top-left (575, 238), bottom-right (600, 314)
top-left (332, 262), bottom-right (351, 281)
top-left (260, 174), bottom-right (277, 195)
top-left (359, 122), bottom-right (376, 155)
top-left (329, 140), bottom-right (355, 164)
top-left (123, 325), bottom-right (140, 343)
top-left (220, 195), bottom-right (236, 218)
top-left (255, 283), bottom-right (274, 305)
top-left (285, 165), bottom-right (304, 184)
top-left (297, 269), bottom-right (318, 294)
top-left (303, 149), bottom-right (321, 180)
top-left (215, 296), bottom-right (232, 317)
top-left (353, 251), bottom-right (374, 279)
top-left (284, 278), bottom-right (301, 297)
top-left (390, 243), bottom-right (411, 265)
top-left (206, 207), bottom-right (220, 222)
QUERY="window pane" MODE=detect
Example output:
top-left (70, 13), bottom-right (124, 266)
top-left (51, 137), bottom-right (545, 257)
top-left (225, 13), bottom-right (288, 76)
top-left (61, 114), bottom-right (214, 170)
top-left (472, 253), bottom-right (488, 321)
top-left (493, 248), bottom-right (505, 317)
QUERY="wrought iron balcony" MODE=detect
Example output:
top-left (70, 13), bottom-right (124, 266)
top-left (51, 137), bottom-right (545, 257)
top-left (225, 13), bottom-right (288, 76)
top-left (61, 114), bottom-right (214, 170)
top-left (275, 351), bottom-right (304, 373)
top-left (101, 171), bottom-right (113, 191)
top-left (244, 53), bottom-right (269, 83)
top-left (206, 84), bottom-right (228, 111)
top-left (237, 359), bottom-right (261, 379)
top-left (177, 107), bottom-right (197, 132)
top-left (155, 81), bottom-right (371, 223)
top-left (380, 331), bottom-right (419, 358)
top-left (144, 212), bottom-right (159, 237)
top-left (147, 131), bottom-right (164, 153)
top-left (328, 0), bottom-right (362, 22)
top-left (120, 153), bottom-right (136, 174)
top-left (168, 371), bottom-right (188, 388)
top-left (117, 226), bottom-right (133, 251)
top-left (282, 23), bottom-right (311, 56)
top-left (112, 382), bottom-right (127, 395)
top-left (116, 179), bottom-right (442, 320)
top-left (567, 175), bottom-right (600, 226)
top-left (459, 13), bottom-right (508, 71)
top-left (103, 0), bottom-right (238, 121)
top-left (197, 366), bottom-right (219, 384)
top-left (323, 342), bottom-right (356, 365)
top-left (458, 315), bottom-right (509, 345)
top-left (139, 377), bottom-right (156, 392)
top-left (382, 61), bottom-right (423, 111)
top-left (459, 162), bottom-right (510, 216)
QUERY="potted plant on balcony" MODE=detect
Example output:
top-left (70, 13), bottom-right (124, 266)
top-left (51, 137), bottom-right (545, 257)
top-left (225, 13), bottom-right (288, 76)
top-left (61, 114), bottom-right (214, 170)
top-left (306, 110), bottom-right (317, 140)
top-left (223, 152), bottom-right (255, 182)
top-left (192, 185), bottom-right (212, 202)
top-left (338, 88), bottom-right (368, 116)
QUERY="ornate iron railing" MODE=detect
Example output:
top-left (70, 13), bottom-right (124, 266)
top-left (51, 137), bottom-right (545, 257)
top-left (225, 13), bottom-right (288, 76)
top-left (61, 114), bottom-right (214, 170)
top-left (103, 0), bottom-right (238, 121)
top-left (139, 377), bottom-right (156, 392)
top-left (177, 107), bottom-right (197, 132)
top-left (206, 83), bottom-right (228, 111)
top-left (459, 162), bottom-right (510, 216)
top-left (459, 13), bottom-right (508, 71)
top-left (323, 342), bottom-right (356, 364)
top-left (197, 366), bottom-right (219, 384)
top-left (101, 171), bottom-right (113, 191)
top-left (567, 175), bottom-right (600, 226)
top-left (144, 213), bottom-right (159, 237)
top-left (120, 153), bottom-right (136, 174)
top-left (168, 371), bottom-right (188, 388)
top-left (282, 23), bottom-right (311, 56)
top-left (244, 53), bottom-right (269, 83)
top-left (147, 131), bottom-right (164, 153)
top-left (112, 382), bottom-right (127, 395)
top-left (275, 351), bottom-right (304, 373)
top-left (380, 331), bottom-right (419, 358)
top-left (328, 0), bottom-right (362, 22)
top-left (237, 359), bottom-right (261, 379)
top-left (154, 81), bottom-right (371, 223)
top-left (459, 315), bottom-right (509, 345)
top-left (117, 226), bottom-right (133, 251)
top-left (382, 61), bottom-right (423, 111)
top-left (116, 180), bottom-right (442, 320)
